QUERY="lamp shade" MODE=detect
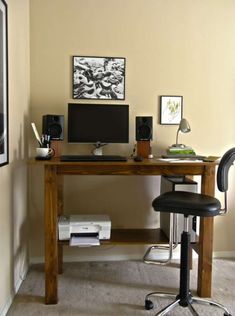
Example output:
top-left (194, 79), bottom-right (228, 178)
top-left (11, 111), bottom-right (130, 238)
top-left (171, 118), bottom-right (191, 147)
top-left (179, 118), bottom-right (191, 133)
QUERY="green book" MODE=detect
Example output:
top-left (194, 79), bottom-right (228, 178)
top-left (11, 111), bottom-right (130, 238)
top-left (167, 147), bottom-right (196, 155)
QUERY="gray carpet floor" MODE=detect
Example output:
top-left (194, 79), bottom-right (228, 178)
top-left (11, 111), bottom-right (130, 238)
top-left (7, 259), bottom-right (235, 315)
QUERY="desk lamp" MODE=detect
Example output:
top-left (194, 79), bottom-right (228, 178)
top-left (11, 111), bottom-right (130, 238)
top-left (171, 118), bottom-right (191, 148)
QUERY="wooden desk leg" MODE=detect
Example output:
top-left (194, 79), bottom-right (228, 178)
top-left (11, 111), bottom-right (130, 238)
top-left (197, 165), bottom-right (215, 298)
top-left (57, 175), bottom-right (64, 274)
top-left (44, 165), bottom-right (59, 304)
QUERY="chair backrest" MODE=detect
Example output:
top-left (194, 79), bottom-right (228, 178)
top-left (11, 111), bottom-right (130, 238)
top-left (217, 147), bottom-right (235, 192)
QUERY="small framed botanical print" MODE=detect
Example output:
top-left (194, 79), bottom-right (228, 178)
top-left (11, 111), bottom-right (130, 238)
top-left (160, 95), bottom-right (183, 125)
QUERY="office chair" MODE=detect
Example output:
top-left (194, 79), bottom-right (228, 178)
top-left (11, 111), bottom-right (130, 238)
top-left (144, 147), bottom-right (235, 316)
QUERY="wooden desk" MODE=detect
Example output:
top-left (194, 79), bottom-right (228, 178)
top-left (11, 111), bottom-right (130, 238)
top-left (29, 158), bottom-right (216, 304)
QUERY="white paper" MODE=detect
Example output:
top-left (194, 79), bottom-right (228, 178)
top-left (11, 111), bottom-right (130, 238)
top-left (156, 158), bottom-right (202, 163)
top-left (156, 158), bottom-right (177, 161)
top-left (168, 159), bottom-right (202, 163)
top-left (69, 236), bottom-right (100, 247)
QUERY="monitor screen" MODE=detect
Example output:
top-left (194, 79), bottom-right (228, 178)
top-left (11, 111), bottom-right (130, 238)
top-left (68, 103), bottom-right (129, 144)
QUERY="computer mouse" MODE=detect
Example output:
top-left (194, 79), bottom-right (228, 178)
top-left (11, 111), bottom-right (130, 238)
top-left (133, 155), bottom-right (143, 162)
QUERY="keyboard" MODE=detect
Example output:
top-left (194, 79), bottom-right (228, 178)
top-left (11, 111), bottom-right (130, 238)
top-left (60, 155), bottom-right (128, 162)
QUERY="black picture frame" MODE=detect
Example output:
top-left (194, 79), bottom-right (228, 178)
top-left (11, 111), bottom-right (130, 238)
top-left (160, 95), bottom-right (183, 125)
top-left (72, 56), bottom-right (125, 100)
top-left (0, 0), bottom-right (8, 167)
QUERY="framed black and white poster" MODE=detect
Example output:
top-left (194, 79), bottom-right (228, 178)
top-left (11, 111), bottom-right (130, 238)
top-left (0, 0), bottom-right (8, 167)
top-left (73, 56), bottom-right (125, 100)
top-left (160, 95), bottom-right (183, 125)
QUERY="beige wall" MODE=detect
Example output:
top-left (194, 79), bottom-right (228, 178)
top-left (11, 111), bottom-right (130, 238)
top-left (29, 0), bottom-right (235, 262)
top-left (0, 0), bottom-right (30, 314)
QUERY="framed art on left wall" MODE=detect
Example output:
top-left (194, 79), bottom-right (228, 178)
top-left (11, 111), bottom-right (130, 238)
top-left (0, 0), bottom-right (8, 167)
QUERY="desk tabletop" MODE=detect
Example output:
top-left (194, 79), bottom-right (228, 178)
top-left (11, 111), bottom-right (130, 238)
top-left (28, 157), bottom-right (216, 165)
top-left (28, 157), bottom-right (216, 176)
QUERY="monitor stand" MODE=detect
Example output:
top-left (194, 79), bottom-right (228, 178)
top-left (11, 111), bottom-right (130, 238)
top-left (92, 142), bottom-right (107, 156)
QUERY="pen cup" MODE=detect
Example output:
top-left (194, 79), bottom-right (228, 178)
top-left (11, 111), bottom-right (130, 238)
top-left (36, 147), bottom-right (54, 158)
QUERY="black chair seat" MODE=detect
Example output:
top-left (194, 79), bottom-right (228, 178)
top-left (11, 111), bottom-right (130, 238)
top-left (152, 191), bottom-right (221, 217)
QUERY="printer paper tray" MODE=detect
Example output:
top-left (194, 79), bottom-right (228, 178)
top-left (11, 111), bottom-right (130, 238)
top-left (70, 236), bottom-right (100, 247)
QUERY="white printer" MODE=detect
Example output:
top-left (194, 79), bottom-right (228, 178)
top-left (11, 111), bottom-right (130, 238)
top-left (58, 214), bottom-right (111, 240)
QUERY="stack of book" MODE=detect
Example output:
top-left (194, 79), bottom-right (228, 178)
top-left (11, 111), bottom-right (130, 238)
top-left (167, 146), bottom-right (196, 156)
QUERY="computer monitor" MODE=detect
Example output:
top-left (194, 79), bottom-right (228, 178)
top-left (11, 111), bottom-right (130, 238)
top-left (68, 103), bottom-right (129, 145)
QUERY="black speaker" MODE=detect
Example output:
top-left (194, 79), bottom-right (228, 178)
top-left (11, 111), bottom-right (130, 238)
top-left (136, 116), bottom-right (153, 141)
top-left (42, 115), bottom-right (64, 140)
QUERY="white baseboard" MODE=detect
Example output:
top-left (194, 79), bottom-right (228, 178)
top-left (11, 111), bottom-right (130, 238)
top-left (213, 251), bottom-right (235, 258)
top-left (0, 267), bottom-right (28, 316)
top-left (0, 294), bottom-right (14, 316)
top-left (29, 248), bottom-right (188, 264)
top-left (30, 250), bottom-right (235, 265)
top-left (30, 254), bottom-right (145, 263)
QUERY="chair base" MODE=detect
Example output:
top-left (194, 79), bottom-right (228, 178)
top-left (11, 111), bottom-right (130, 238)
top-left (145, 291), bottom-right (232, 316)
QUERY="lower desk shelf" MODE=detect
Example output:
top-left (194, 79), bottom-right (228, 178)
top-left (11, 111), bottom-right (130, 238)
top-left (59, 228), bottom-right (169, 245)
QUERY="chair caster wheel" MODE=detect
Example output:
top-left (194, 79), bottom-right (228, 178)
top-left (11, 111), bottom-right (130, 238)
top-left (224, 314), bottom-right (232, 316)
top-left (145, 299), bottom-right (154, 310)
